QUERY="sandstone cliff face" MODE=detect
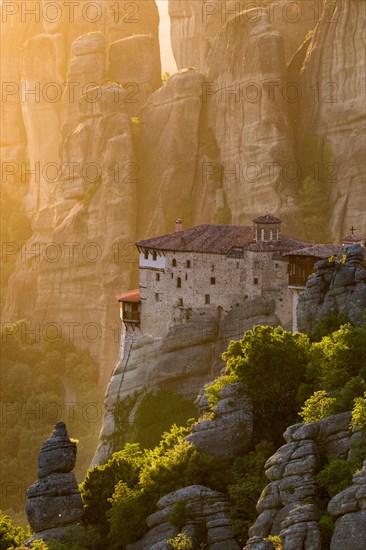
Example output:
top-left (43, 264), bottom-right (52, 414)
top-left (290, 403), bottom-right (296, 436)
top-left (296, 0), bottom-right (366, 240)
top-left (201, 8), bottom-right (300, 229)
top-left (2, 0), bottom-right (365, 390)
top-left (298, 244), bottom-right (366, 334)
top-left (92, 298), bottom-right (278, 464)
top-left (169, 0), bottom-right (320, 71)
top-left (2, 2), bottom-right (161, 386)
top-left (136, 68), bottom-right (206, 237)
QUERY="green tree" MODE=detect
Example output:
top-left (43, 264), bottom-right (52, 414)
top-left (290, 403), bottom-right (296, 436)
top-left (299, 390), bottom-right (336, 423)
top-left (222, 326), bottom-right (311, 442)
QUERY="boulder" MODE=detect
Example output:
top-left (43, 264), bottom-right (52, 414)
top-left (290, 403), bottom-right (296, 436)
top-left (186, 383), bottom-right (253, 459)
top-left (128, 485), bottom-right (240, 550)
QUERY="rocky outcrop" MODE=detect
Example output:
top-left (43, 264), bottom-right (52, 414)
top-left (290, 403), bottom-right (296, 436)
top-left (328, 460), bottom-right (366, 550)
top-left (199, 6), bottom-right (301, 229)
top-left (136, 68), bottom-right (205, 237)
top-left (1, 2), bottom-right (161, 389)
top-left (296, 0), bottom-right (366, 239)
top-left (92, 298), bottom-right (278, 465)
top-left (127, 485), bottom-right (241, 550)
top-left (169, 0), bottom-right (319, 71)
top-left (4, 84), bottom-right (138, 387)
top-left (246, 413), bottom-right (366, 550)
top-left (25, 422), bottom-right (84, 543)
top-left (298, 244), bottom-right (366, 333)
top-left (186, 383), bottom-right (253, 459)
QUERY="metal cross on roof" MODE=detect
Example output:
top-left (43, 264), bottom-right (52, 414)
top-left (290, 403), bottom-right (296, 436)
top-left (350, 226), bottom-right (356, 235)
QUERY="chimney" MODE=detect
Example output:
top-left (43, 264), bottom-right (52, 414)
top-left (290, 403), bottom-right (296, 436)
top-left (175, 219), bottom-right (183, 232)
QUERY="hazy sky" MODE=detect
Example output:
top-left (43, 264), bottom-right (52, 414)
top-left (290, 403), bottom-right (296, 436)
top-left (156, 0), bottom-right (177, 74)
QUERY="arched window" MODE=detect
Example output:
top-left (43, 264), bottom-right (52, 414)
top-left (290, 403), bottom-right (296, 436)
top-left (270, 230), bottom-right (273, 241)
top-left (177, 277), bottom-right (182, 288)
top-left (172, 258), bottom-right (177, 267)
top-left (178, 298), bottom-right (183, 306)
top-left (261, 228), bottom-right (265, 241)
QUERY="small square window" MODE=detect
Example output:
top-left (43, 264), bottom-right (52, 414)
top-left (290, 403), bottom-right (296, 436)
top-left (152, 251), bottom-right (157, 261)
top-left (210, 277), bottom-right (216, 285)
top-left (155, 293), bottom-right (159, 302)
top-left (205, 294), bottom-right (210, 304)
top-left (156, 273), bottom-right (160, 281)
top-left (254, 278), bottom-right (259, 285)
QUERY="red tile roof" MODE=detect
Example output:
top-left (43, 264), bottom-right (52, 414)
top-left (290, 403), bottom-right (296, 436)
top-left (253, 214), bottom-right (282, 224)
top-left (136, 224), bottom-right (312, 255)
top-left (116, 289), bottom-right (140, 303)
top-left (285, 244), bottom-right (343, 258)
top-left (342, 234), bottom-right (364, 243)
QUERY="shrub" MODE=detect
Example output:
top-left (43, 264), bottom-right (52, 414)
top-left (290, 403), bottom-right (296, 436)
top-left (228, 441), bottom-right (275, 543)
top-left (168, 500), bottom-right (191, 529)
top-left (107, 425), bottom-right (229, 548)
top-left (167, 533), bottom-right (193, 550)
top-left (267, 535), bottom-right (283, 549)
top-left (318, 513), bottom-right (334, 550)
top-left (351, 392), bottom-right (366, 431)
top-left (80, 444), bottom-right (143, 535)
top-left (204, 373), bottom-right (239, 410)
top-left (316, 458), bottom-right (356, 498)
top-left (299, 391), bottom-right (336, 423)
top-left (0, 511), bottom-right (26, 549)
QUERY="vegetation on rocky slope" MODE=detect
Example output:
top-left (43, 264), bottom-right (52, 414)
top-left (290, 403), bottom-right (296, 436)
top-left (1, 320), bottom-right (365, 549)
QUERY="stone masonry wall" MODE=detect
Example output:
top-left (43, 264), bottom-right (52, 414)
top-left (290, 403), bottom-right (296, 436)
top-left (139, 248), bottom-right (293, 338)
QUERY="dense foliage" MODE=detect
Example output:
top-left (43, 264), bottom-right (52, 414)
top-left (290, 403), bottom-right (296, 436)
top-left (0, 323), bottom-right (103, 517)
top-left (220, 325), bottom-right (311, 443)
top-left (128, 389), bottom-right (197, 449)
top-left (2, 321), bottom-right (365, 549)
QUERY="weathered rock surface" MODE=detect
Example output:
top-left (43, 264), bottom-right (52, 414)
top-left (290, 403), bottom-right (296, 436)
top-left (136, 68), bottom-right (206, 237)
top-left (4, 84), bottom-right (138, 387)
top-left (296, 0), bottom-right (366, 239)
top-left (1, 1), bottom-right (161, 389)
top-left (25, 422), bottom-right (84, 538)
top-left (298, 244), bottom-right (366, 333)
top-left (127, 485), bottom-right (241, 550)
top-left (92, 298), bottom-right (278, 465)
top-left (108, 34), bottom-right (162, 115)
top-left (199, 6), bottom-right (301, 230)
top-left (186, 383), bottom-right (253, 459)
top-left (0, 1), bottom-right (42, 192)
top-left (329, 460), bottom-right (366, 550)
top-left (247, 413), bottom-right (366, 549)
top-left (169, 0), bottom-right (319, 71)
